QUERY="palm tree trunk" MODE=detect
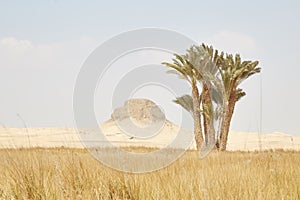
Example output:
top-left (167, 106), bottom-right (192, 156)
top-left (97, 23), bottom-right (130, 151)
top-left (192, 83), bottom-right (203, 150)
top-left (219, 90), bottom-right (236, 151)
top-left (202, 83), bottom-right (215, 146)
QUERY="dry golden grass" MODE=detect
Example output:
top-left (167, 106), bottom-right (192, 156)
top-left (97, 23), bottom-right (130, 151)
top-left (0, 148), bottom-right (299, 200)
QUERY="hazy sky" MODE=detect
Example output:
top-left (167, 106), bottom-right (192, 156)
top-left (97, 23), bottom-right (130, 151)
top-left (0, 0), bottom-right (299, 135)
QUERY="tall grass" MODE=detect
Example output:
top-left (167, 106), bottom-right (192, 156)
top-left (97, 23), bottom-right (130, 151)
top-left (0, 148), bottom-right (299, 199)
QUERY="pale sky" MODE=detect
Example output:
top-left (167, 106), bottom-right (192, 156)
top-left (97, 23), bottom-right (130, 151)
top-left (0, 0), bottom-right (299, 135)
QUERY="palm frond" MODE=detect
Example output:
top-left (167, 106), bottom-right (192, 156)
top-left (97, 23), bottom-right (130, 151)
top-left (236, 88), bottom-right (246, 101)
top-left (173, 95), bottom-right (194, 116)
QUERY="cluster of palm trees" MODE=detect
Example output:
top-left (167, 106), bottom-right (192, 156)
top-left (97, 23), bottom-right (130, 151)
top-left (162, 43), bottom-right (261, 151)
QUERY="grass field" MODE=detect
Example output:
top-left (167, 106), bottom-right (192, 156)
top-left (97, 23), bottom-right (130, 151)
top-left (0, 148), bottom-right (299, 199)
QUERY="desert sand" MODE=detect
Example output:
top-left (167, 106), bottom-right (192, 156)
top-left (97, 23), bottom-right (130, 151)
top-left (0, 99), bottom-right (299, 151)
top-left (0, 124), bottom-right (299, 151)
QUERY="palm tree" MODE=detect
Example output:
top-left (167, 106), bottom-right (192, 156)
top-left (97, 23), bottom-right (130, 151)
top-left (163, 43), bottom-right (261, 151)
top-left (162, 54), bottom-right (204, 150)
top-left (187, 44), bottom-right (261, 151)
top-left (162, 45), bottom-right (223, 150)
top-left (186, 44), bottom-right (224, 146)
top-left (217, 53), bottom-right (261, 150)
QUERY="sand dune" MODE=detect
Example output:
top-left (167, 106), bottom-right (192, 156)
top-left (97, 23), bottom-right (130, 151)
top-left (227, 131), bottom-right (300, 151)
